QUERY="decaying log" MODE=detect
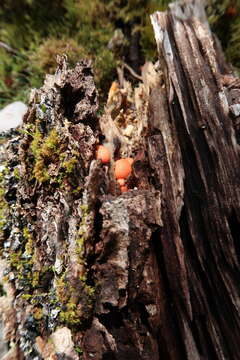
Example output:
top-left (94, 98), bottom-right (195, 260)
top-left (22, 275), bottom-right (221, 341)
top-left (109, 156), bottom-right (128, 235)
top-left (1, 0), bottom-right (240, 359)
top-left (149, 2), bottom-right (240, 359)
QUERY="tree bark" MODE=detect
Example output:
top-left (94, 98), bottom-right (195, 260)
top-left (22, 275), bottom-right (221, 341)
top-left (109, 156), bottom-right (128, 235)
top-left (1, 1), bottom-right (240, 359)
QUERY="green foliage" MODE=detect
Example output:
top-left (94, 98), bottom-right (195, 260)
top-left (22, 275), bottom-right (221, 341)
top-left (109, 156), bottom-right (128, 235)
top-left (141, 0), bottom-right (172, 61)
top-left (206, 0), bottom-right (240, 73)
top-left (0, 48), bottom-right (30, 106)
top-left (30, 38), bottom-right (88, 77)
top-left (0, 0), bottom-right (170, 107)
top-left (0, 0), bottom-right (116, 106)
top-left (226, 19), bottom-right (240, 72)
top-left (1, 0), bottom-right (240, 108)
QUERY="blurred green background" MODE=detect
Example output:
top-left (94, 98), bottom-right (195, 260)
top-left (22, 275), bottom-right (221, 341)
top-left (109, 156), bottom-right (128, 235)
top-left (0, 0), bottom-right (239, 107)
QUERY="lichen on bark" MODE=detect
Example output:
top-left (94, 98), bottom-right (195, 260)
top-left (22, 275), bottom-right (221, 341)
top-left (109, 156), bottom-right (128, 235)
top-left (0, 58), bottom-right (100, 359)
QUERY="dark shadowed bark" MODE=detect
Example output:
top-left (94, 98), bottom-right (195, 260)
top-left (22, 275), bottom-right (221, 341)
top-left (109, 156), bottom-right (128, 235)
top-left (1, 1), bottom-right (240, 359)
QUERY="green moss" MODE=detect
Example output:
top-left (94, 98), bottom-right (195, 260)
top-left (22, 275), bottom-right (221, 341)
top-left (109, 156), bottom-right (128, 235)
top-left (9, 246), bottom-right (50, 290)
top-left (0, 173), bottom-right (8, 237)
top-left (13, 167), bottom-right (20, 180)
top-left (56, 273), bottom-right (82, 326)
top-left (226, 18), bottom-right (240, 72)
top-left (34, 159), bottom-right (50, 183)
top-left (62, 158), bottom-right (78, 174)
top-left (79, 274), bottom-right (95, 300)
top-left (80, 204), bottom-right (90, 214)
top-left (32, 271), bottom-right (40, 288)
top-left (31, 38), bottom-right (89, 75)
top-left (58, 282), bottom-right (95, 326)
top-left (40, 129), bottom-right (59, 157)
top-left (75, 236), bottom-right (85, 259)
top-left (72, 186), bottom-right (82, 194)
top-left (8, 226), bottom-right (39, 289)
top-left (9, 248), bottom-right (36, 289)
top-left (30, 128), bottom-right (60, 183)
top-left (9, 251), bottom-right (23, 271)
top-left (207, 1), bottom-right (240, 72)
top-left (1, 0), bottom-right (240, 108)
top-left (75, 204), bottom-right (90, 261)
top-left (55, 273), bottom-right (69, 304)
top-left (59, 302), bottom-right (81, 326)
top-left (23, 227), bottom-right (34, 256)
top-left (55, 269), bottom-right (95, 328)
top-left (33, 307), bottom-right (43, 320)
top-left (29, 126), bottom-right (82, 188)
top-left (30, 128), bottom-right (42, 158)
top-left (21, 293), bottom-right (32, 301)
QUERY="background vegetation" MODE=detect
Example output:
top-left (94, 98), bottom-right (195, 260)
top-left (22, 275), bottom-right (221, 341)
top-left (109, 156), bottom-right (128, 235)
top-left (0, 0), bottom-right (239, 107)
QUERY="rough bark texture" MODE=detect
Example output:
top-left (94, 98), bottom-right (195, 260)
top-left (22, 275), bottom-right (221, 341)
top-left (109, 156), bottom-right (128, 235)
top-left (1, 1), bottom-right (240, 359)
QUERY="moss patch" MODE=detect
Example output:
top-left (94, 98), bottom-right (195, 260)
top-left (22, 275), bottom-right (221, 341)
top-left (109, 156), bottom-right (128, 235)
top-left (30, 128), bottom-right (60, 183)
top-left (55, 270), bottom-right (95, 328)
top-left (0, 166), bottom-right (8, 242)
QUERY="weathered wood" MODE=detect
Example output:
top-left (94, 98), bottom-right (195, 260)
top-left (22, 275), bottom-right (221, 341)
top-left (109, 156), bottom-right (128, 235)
top-left (1, 1), bottom-right (240, 359)
top-left (150, 1), bottom-right (240, 359)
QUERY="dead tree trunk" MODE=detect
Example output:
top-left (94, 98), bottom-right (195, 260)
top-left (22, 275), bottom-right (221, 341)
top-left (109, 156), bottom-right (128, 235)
top-left (1, 1), bottom-right (240, 359)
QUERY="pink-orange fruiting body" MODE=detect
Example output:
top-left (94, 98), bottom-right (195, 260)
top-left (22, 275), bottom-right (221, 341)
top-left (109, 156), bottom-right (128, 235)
top-left (115, 159), bottom-right (132, 179)
top-left (126, 158), bottom-right (134, 166)
top-left (120, 185), bottom-right (128, 193)
top-left (96, 145), bottom-right (110, 164)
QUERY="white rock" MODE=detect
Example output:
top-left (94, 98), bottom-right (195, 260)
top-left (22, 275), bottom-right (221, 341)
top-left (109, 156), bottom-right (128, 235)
top-left (0, 102), bottom-right (28, 132)
top-left (50, 327), bottom-right (78, 359)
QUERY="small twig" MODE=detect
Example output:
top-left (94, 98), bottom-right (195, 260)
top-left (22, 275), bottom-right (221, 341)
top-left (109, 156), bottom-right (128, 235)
top-left (0, 41), bottom-right (22, 56)
top-left (123, 62), bottom-right (143, 82)
top-left (117, 66), bottom-right (124, 88)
